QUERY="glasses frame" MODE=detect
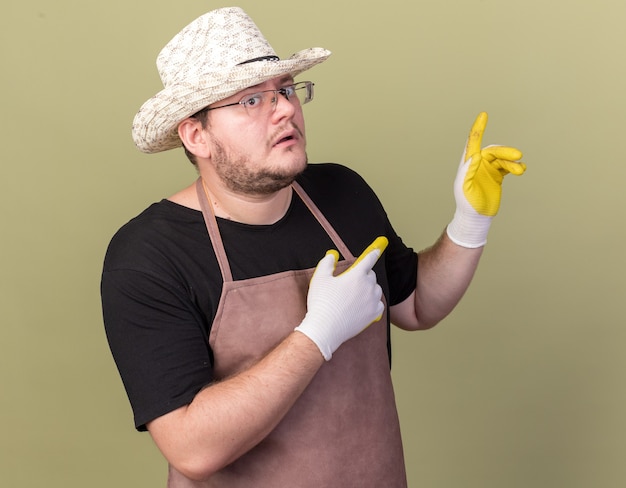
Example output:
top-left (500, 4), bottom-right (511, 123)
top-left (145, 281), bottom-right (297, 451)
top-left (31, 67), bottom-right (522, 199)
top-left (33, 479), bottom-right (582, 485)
top-left (199, 81), bottom-right (315, 117)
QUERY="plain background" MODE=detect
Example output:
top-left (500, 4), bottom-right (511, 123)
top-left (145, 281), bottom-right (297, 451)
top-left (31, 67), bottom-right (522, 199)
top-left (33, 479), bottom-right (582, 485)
top-left (2, 0), bottom-right (625, 486)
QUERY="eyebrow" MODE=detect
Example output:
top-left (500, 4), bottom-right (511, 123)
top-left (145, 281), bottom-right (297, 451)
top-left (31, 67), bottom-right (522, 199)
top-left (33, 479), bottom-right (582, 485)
top-left (248, 75), bottom-right (295, 91)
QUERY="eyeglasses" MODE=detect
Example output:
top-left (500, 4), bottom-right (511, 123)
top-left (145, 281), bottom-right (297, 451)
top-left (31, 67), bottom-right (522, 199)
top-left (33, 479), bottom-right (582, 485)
top-left (201, 81), bottom-right (315, 117)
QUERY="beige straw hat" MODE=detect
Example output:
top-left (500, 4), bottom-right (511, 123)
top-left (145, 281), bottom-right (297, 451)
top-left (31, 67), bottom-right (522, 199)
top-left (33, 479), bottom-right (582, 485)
top-left (132, 7), bottom-right (331, 154)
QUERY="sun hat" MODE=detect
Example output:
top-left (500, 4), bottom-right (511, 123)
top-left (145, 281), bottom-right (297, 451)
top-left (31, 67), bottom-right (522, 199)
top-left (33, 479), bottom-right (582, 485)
top-left (132, 7), bottom-right (331, 154)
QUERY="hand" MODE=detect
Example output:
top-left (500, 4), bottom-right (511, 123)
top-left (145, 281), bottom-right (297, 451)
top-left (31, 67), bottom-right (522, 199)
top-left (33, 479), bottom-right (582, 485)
top-left (447, 112), bottom-right (526, 248)
top-left (295, 237), bottom-right (388, 361)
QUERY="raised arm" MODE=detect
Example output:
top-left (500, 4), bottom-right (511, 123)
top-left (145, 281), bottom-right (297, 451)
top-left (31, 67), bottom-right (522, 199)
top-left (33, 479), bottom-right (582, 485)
top-left (391, 112), bottom-right (526, 331)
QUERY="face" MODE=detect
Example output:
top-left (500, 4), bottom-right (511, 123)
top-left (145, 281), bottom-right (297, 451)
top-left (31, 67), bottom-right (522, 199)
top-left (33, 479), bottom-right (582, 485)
top-left (203, 76), bottom-right (308, 196)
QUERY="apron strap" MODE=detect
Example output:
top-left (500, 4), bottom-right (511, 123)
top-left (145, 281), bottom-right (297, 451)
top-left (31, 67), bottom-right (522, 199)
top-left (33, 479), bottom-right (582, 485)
top-left (196, 177), bottom-right (355, 283)
top-left (291, 181), bottom-right (353, 260)
top-left (196, 178), bottom-right (233, 282)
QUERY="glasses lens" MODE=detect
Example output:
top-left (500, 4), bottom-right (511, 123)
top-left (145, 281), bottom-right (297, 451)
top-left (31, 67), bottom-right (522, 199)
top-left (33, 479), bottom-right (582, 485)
top-left (241, 93), bottom-right (269, 113)
top-left (293, 82), bottom-right (314, 105)
top-left (240, 82), bottom-right (315, 116)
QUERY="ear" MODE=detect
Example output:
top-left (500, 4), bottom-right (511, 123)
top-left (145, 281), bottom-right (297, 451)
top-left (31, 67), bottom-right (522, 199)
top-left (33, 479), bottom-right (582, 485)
top-left (178, 118), bottom-right (211, 160)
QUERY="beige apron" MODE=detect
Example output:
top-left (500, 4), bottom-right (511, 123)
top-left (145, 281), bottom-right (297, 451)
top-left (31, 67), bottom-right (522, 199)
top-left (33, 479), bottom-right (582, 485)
top-left (168, 178), bottom-right (407, 487)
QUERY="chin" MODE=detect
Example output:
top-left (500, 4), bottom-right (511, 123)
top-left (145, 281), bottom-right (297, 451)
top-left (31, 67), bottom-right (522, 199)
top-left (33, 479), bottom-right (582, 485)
top-left (272, 150), bottom-right (307, 175)
top-left (289, 149), bottom-right (308, 172)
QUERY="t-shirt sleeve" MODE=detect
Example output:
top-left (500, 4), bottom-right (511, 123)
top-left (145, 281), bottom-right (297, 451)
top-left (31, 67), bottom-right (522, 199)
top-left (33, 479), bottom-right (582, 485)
top-left (383, 218), bottom-right (418, 307)
top-left (101, 265), bottom-right (213, 431)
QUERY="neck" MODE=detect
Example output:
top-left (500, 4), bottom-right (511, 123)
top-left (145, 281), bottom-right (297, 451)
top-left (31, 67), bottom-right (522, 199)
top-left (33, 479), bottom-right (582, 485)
top-left (167, 170), bottom-right (297, 225)
top-left (201, 178), bottom-right (293, 225)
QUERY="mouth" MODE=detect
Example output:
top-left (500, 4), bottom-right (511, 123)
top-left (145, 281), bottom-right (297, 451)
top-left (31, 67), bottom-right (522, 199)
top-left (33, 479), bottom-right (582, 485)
top-left (276, 135), bottom-right (294, 145)
top-left (272, 125), bottom-right (303, 148)
top-left (273, 132), bottom-right (296, 147)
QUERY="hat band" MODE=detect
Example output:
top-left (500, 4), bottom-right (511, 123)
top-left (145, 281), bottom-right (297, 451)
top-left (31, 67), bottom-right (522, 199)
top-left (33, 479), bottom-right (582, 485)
top-left (238, 55), bottom-right (280, 65)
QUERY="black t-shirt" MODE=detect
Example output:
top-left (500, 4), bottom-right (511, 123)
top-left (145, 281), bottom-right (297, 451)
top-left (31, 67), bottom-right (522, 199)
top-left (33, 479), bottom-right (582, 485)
top-left (101, 163), bottom-right (417, 430)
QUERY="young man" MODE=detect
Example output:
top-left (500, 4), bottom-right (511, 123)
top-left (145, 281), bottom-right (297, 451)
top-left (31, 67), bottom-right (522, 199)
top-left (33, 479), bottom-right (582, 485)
top-left (101, 7), bottom-right (526, 487)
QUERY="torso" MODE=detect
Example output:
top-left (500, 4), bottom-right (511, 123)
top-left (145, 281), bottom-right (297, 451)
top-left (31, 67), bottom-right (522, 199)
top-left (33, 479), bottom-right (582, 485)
top-left (166, 177), bottom-right (408, 487)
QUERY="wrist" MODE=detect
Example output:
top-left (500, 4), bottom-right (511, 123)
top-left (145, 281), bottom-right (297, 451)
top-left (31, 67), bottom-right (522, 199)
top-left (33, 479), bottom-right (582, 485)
top-left (294, 319), bottom-right (334, 361)
top-left (446, 207), bottom-right (492, 248)
top-left (289, 329), bottom-right (328, 365)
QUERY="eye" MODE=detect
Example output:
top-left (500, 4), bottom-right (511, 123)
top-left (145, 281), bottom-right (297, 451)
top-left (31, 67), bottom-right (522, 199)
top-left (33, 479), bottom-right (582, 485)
top-left (280, 86), bottom-right (295, 98)
top-left (242, 93), bottom-right (264, 108)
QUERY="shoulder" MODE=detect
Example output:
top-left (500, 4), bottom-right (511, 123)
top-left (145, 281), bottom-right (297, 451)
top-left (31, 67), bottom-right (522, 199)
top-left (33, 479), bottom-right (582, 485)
top-left (103, 200), bottom-right (205, 273)
top-left (298, 162), bottom-right (368, 189)
top-left (297, 163), bottom-right (383, 212)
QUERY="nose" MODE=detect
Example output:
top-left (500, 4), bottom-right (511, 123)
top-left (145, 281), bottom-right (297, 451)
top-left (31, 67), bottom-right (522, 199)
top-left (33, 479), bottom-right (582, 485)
top-left (271, 90), bottom-right (297, 121)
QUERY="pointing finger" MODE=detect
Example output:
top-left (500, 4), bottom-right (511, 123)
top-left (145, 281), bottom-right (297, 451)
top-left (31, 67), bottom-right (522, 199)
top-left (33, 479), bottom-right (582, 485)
top-left (343, 236), bottom-right (389, 275)
top-left (465, 112), bottom-right (488, 162)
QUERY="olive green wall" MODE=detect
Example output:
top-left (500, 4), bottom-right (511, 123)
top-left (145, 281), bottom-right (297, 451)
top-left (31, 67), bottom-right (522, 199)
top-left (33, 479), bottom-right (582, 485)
top-left (2, 1), bottom-right (625, 486)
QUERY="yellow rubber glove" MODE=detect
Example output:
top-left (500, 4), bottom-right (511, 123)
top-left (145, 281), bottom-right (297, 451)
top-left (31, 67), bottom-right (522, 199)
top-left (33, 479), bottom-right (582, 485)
top-left (446, 112), bottom-right (526, 248)
top-left (295, 237), bottom-right (388, 361)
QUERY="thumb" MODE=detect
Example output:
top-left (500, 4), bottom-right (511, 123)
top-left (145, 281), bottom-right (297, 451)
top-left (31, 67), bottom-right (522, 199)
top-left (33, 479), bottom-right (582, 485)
top-left (313, 249), bottom-right (340, 278)
top-left (481, 145), bottom-right (523, 163)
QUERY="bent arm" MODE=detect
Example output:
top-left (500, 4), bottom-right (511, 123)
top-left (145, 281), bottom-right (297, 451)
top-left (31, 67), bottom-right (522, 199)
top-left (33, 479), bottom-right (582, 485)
top-left (148, 241), bottom-right (387, 482)
top-left (390, 231), bottom-right (482, 331)
top-left (148, 331), bottom-right (324, 482)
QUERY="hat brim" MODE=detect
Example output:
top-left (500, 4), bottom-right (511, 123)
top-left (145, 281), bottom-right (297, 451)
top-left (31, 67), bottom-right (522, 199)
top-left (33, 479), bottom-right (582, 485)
top-left (132, 47), bottom-right (331, 154)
